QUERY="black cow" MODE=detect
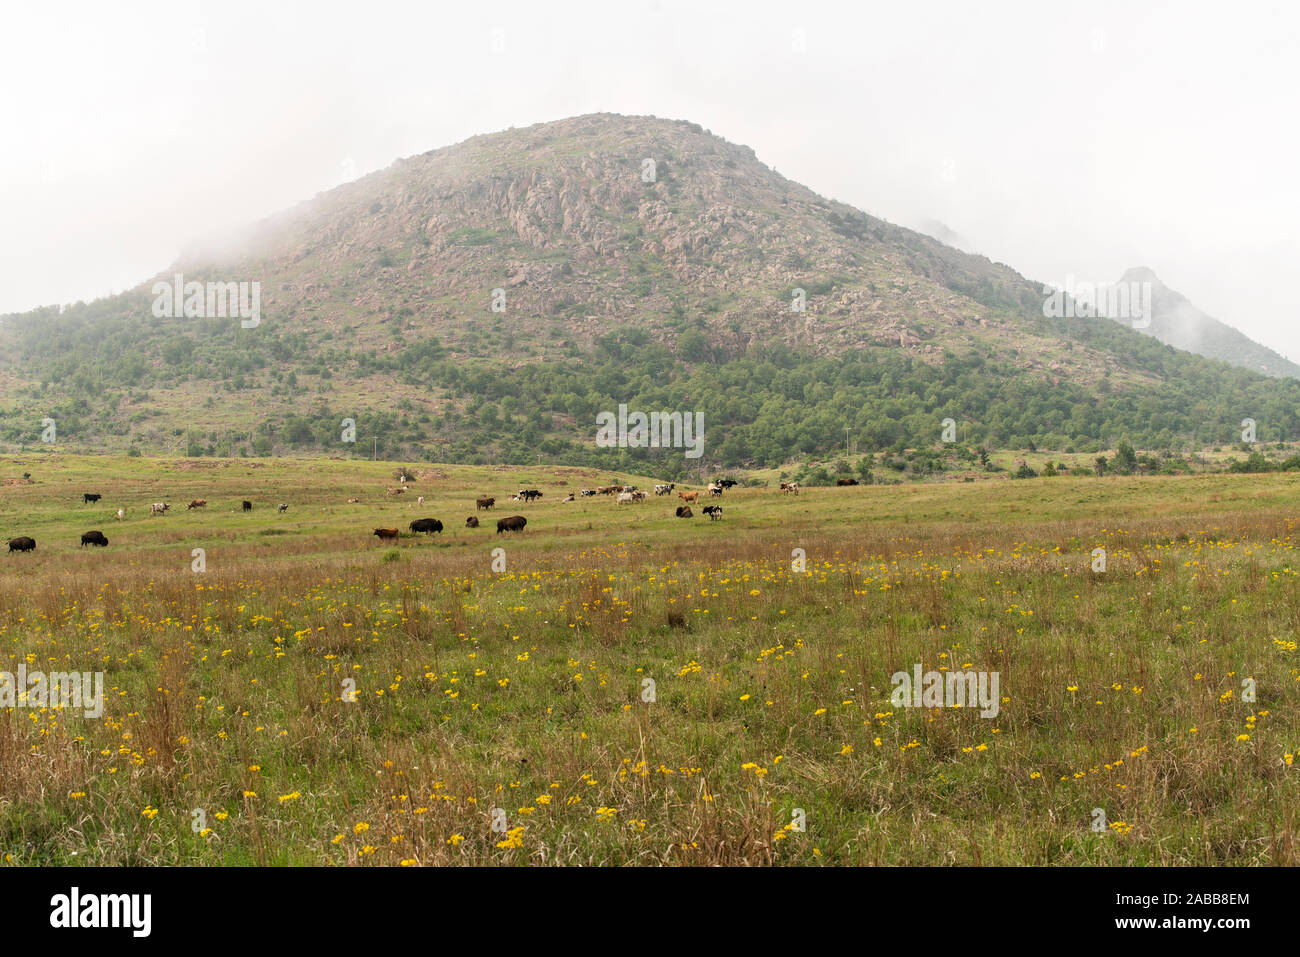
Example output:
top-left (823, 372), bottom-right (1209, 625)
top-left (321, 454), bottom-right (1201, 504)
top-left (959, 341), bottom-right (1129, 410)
top-left (80, 530), bottom-right (109, 547)
top-left (409, 518), bottom-right (443, 534)
top-left (83, 493), bottom-right (101, 504)
top-left (497, 515), bottom-right (527, 534)
top-left (519, 489), bottom-right (543, 503)
top-left (837, 478), bottom-right (860, 486)
top-left (702, 505), bottom-right (722, 521)
top-left (716, 479), bottom-right (738, 489)
top-left (242, 500), bottom-right (253, 511)
top-left (7, 537), bottom-right (35, 553)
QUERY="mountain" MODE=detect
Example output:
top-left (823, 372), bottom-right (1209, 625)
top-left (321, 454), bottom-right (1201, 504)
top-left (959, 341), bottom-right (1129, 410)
top-left (3, 113), bottom-right (1300, 469)
top-left (1115, 267), bottom-right (1300, 379)
top-left (911, 218), bottom-right (979, 255)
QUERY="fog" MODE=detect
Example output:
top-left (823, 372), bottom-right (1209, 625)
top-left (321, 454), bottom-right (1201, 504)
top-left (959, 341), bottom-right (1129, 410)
top-left (3, 0), bottom-right (1297, 358)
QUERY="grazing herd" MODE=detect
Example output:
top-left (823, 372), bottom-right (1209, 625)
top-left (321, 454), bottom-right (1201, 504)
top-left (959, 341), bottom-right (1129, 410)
top-left (5, 476), bottom-right (863, 556)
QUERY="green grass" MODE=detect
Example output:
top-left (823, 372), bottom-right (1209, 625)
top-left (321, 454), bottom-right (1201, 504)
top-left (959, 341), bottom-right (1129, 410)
top-left (0, 455), bottom-right (1297, 865)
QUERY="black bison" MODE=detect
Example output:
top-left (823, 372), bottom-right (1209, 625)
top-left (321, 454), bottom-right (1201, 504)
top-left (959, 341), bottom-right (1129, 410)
top-left (409, 518), bottom-right (443, 534)
top-left (80, 530), bottom-right (109, 547)
top-left (7, 537), bottom-right (36, 553)
top-left (373, 528), bottom-right (399, 541)
top-left (675, 506), bottom-right (693, 518)
top-left (837, 478), bottom-right (860, 486)
top-left (465, 516), bottom-right (480, 528)
top-left (83, 493), bottom-right (102, 504)
top-left (476, 496), bottom-right (495, 510)
top-left (497, 515), bottom-right (527, 534)
top-left (242, 500), bottom-right (253, 511)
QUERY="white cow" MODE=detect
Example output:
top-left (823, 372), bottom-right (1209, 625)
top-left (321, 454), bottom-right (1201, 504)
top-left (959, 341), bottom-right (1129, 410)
top-left (150, 503), bottom-right (169, 515)
top-left (616, 492), bottom-right (635, 505)
top-left (117, 508), bottom-right (125, 521)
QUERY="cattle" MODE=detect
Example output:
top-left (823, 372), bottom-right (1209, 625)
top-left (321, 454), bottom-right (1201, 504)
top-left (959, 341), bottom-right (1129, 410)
top-left (242, 500), bottom-right (253, 511)
top-left (654, 483), bottom-right (674, 495)
top-left (580, 489), bottom-right (597, 497)
top-left (563, 493), bottom-right (575, 502)
top-left (708, 484), bottom-right (723, 496)
top-left (150, 503), bottom-right (170, 515)
top-left (417, 496), bottom-right (425, 506)
top-left (347, 497), bottom-right (360, 504)
top-left (476, 497), bottom-right (496, 510)
top-left (678, 491), bottom-right (698, 504)
top-left (716, 479), bottom-right (738, 489)
top-left (617, 492), bottom-right (635, 505)
top-left (837, 478), bottom-right (860, 486)
top-left (277, 503), bottom-right (288, 513)
top-left (465, 516), bottom-right (480, 528)
top-left (409, 518), bottom-right (443, 534)
top-left (373, 528), bottom-right (399, 541)
top-left (188, 499), bottom-right (207, 510)
top-left (675, 506), bottom-right (693, 518)
top-left (780, 482), bottom-right (800, 495)
top-left (116, 508), bottom-right (125, 521)
top-left (387, 488), bottom-right (406, 497)
top-left (632, 490), bottom-right (647, 502)
top-left (83, 493), bottom-right (101, 504)
top-left (598, 486), bottom-right (619, 495)
top-left (7, 537), bottom-right (35, 553)
top-left (80, 530), bottom-right (109, 547)
top-left (702, 505), bottom-right (723, 521)
top-left (519, 489), bottom-right (543, 503)
top-left (496, 515), bottom-right (527, 534)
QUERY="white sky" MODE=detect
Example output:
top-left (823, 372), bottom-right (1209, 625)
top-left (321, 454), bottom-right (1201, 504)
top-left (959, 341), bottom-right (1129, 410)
top-left (3, 0), bottom-right (1297, 358)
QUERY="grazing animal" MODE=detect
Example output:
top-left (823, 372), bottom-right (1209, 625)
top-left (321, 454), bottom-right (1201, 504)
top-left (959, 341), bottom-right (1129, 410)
top-left (373, 528), bottom-right (399, 541)
top-left (519, 489), bottom-right (543, 503)
top-left (675, 506), bottom-right (693, 518)
top-left (563, 493), bottom-right (575, 502)
top-left (617, 492), bottom-right (635, 505)
top-left (716, 479), bottom-right (738, 489)
top-left (277, 503), bottom-right (288, 513)
top-left (708, 484), bottom-right (723, 496)
top-left (188, 499), bottom-right (207, 510)
top-left (780, 482), bottom-right (800, 495)
top-left (632, 490), bottom-right (647, 502)
top-left (409, 518), bottom-right (443, 534)
top-left (7, 537), bottom-right (36, 553)
top-left (242, 500), bottom-right (253, 511)
top-left (387, 488), bottom-right (406, 497)
top-left (116, 508), bottom-right (125, 521)
top-left (580, 489), bottom-right (597, 497)
top-left (598, 486), bottom-right (618, 495)
top-left (83, 493), bottom-right (101, 504)
top-left (476, 497), bottom-right (495, 510)
top-left (417, 496), bottom-right (425, 506)
top-left (654, 483), bottom-right (674, 495)
top-left (347, 497), bottom-right (360, 504)
top-left (496, 515), bottom-right (527, 534)
top-left (702, 505), bottom-right (722, 521)
top-left (465, 516), bottom-right (480, 528)
top-left (837, 478), bottom-right (860, 486)
top-left (150, 503), bottom-right (170, 515)
top-left (80, 530), bottom-right (109, 547)
top-left (678, 491), bottom-right (698, 504)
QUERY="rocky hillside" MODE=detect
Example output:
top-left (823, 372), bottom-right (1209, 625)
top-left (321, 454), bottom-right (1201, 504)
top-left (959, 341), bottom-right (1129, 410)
top-left (2, 113), bottom-right (1299, 468)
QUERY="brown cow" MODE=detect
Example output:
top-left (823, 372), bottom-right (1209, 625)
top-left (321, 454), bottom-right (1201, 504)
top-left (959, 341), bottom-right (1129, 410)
top-left (678, 491), bottom-right (698, 503)
top-left (187, 499), bottom-right (207, 510)
top-left (780, 482), bottom-right (800, 495)
top-left (373, 528), bottom-right (399, 541)
top-left (387, 488), bottom-right (406, 497)
top-left (476, 497), bottom-right (495, 510)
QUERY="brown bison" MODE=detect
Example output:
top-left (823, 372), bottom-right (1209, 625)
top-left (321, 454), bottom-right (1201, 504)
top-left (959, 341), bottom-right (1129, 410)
top-left (373, 528), bottom-right (399, 541)
top-left (7, 537), bottom-right (35, 553)
top-left (496, 515), bottom-right (527, 534)
top-left (675, 506), bottom-right (693, 518)
top-left (837, 478), bottom-right (859, 486)
top-left (678, 491), bottom-right (698, 503)
top-left (80, 530), bottom-right (109, 547)
top-left (409, 518), bottom-right (443, 534)
top-left (476, 497), bottom-right (495, 510)
top-left (187, 499), bottom-right (207, 510)
top-left (465, 516), bottom-right (480, 528)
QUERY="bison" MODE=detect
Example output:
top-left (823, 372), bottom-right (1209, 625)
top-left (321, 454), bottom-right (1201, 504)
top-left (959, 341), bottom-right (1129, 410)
top-left (837, 478), bottom-right (860, 486)
top-left (83, 493), bottom-right (102, 504)
top-left (242, 500), bottom-right (253, 511)
top-left (465, 516), bottom-right (480, 528)
top-left (7, 537), bottom-right (35, 553)
top-left (496, 515), bottom-right (527, 534)
top-left (80, 530), bottom-right (109, 547)
top-left (675, 506), bottom-right (693, 518)
top-left (373, 528), bottom-right (399, 541)
top-left (409, 518), bottom-right (443, 534)
top-left (476, 497), bottom-right (495, 510)
top-left (188, 499), bottom-right (207, 510)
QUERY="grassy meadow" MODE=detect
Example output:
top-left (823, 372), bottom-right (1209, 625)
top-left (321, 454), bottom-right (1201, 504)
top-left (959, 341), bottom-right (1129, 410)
top-left (0, 453), bottom-right (1297, 865)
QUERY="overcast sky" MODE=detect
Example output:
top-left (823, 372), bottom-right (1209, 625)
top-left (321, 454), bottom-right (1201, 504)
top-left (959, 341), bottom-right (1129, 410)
top-left (3, 1), bottom-right (1297, 358)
